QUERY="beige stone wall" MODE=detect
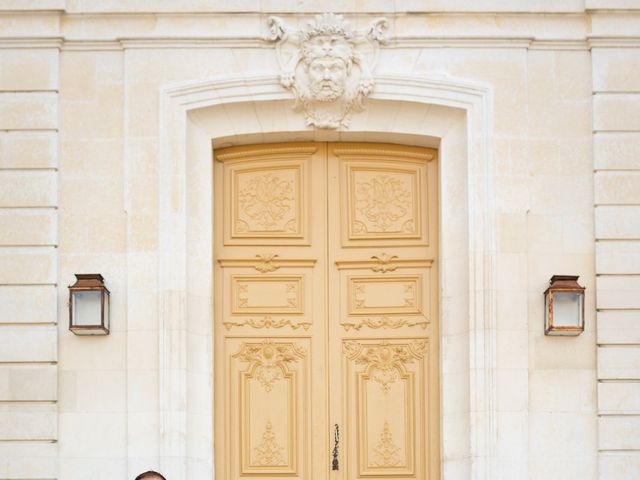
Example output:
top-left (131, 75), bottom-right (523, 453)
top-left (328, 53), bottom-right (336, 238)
top-left (57, 48), bottom-right (128, 478)
top-left (0, 1), bottom-right (638, 479)
top-left (0, 25), bottom-right (59, 480)
top-left (591, 12), bottom-right (640, 478)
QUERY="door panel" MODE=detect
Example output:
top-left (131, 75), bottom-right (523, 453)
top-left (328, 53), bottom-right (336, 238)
top-left (214, 143), bottom-right (327, 480)
top-left (226, 336), bottom-right (311, 477)
top-left (214, 142), bottom-right (438, 480)
top-left (327, 143), bottom-right (439, 480)
top-left (342, 338), bottom-right (428, 477)
top-left (220, 146), bottom-right (316, 245)
top-left (335, 146), bottom-right (433, 247)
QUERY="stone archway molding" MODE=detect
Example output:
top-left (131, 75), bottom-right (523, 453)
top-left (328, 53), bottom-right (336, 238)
top-left (156, 73), bottom-right (497, 480)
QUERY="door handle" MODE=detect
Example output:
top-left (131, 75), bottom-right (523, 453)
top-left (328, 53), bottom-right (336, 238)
top-left (332, 424), bottom-right (339, 471)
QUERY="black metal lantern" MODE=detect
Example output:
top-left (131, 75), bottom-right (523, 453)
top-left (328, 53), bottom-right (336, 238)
top-left (68, 274), bottom-right (110, 335)
top-left (544, 275), bottom-right (585, 336)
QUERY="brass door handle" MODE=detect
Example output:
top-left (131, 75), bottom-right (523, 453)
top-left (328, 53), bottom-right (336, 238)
top-left (332, 424), bottom-right (339, 471)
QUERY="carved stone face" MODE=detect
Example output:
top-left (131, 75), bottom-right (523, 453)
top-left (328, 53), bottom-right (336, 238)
top-left (269, 14), bottom-right (388, 127)
top-left (307, 57), bottom-right (348, 102)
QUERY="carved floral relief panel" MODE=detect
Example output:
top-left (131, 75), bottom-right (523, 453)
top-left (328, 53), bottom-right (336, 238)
top-left (234, 166), bottom-right (301, 235)
top-left (352, 169), bottom-right (418, 235)
top-left (341, 159), bottom-right (429, 246)
top-left (224, 158), bottom-right (311, 245)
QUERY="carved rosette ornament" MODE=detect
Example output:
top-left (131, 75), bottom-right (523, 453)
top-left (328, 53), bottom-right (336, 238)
top-left (267, 13), bottom-right (389, 129)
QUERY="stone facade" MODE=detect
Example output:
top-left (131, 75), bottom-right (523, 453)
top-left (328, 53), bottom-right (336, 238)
top-left (0, 1), bottom-right (639, 479)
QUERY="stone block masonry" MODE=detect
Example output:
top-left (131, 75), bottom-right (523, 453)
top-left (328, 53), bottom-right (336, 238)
top-left (0, 44), bottom-right (59, 479)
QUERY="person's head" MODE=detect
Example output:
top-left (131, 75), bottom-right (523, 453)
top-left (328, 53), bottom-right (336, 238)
top-left (135, 471), bottom-right (166, 480)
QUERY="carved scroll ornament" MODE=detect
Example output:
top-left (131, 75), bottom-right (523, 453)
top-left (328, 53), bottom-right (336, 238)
top-left (343, 339), bottom-right (427, 392)
top-left (341, 315), bottom-right (427, 331)
top-left (234, 339), bottom-right (307, 392)
top-left (268, 13), bottom-right (388, 129)
top-left (224, 315), bottom-right (311, 331)
top-left (371, 253), bottom-right (399, 273)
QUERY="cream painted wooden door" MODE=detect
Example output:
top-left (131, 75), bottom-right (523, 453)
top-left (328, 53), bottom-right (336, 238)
top-left (214, 142), bottom-right (439, 480)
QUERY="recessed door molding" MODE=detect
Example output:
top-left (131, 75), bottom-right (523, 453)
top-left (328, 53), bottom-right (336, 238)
top-left (156, 73), bottom-right (496, 480)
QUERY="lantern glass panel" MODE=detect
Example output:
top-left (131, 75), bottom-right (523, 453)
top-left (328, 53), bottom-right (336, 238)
top-left (553, 291), bottom-right (581, 327)
top-left (72, 290), bottom-right (102, 326)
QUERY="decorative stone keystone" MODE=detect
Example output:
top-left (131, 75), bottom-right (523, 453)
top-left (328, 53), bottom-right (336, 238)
top-left (268, 13), bottom-right (389, 129)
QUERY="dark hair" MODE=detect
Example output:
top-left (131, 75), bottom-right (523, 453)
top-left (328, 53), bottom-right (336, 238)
top-left (135, 471), bottom-right (166, 480)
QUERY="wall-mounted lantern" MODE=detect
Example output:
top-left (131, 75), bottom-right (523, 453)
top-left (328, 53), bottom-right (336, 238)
top-left (68, 274), bottom-right (110, 335)
top-left (544, 275), bottom-right (585, 336)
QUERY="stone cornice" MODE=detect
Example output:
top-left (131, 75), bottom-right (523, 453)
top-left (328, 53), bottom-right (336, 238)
top-left (1, 11), bottom-right (639, 46)
top-left (395, 37), bottom-right (592, 50)
top-left (61, 40), bottom-right (121, 51)
top-left (118, 37), bottom-right (266, 49)
top-left (529, 39), bottom-right (592, 50)
top-left (0, 37), bottom-right (62, 49)
top-left (2, 6), bottom-right (639, 14)
top-left (0, 35), bottom-right (609, 51)
top-left (588, 36), bottom-right (640, 47)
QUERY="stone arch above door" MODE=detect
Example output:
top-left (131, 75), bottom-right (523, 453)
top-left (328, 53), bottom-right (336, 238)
top-left (156, 73), bottom-right (496, 480)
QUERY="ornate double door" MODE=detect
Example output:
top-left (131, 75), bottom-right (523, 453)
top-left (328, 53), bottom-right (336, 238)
top-left (214, 142), bottom-right (439, 480)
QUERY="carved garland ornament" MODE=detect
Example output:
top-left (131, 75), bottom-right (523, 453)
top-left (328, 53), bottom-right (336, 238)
top-left (234, 339), bottom-right (306, 392)
top-left (268, 13), bottom-right (388, 129)
top-left (224, 315), bottom-right (311, 331)
top-left (343, 339), bottom-right (427, 392)
top-left (341, 315), bottom-right (428, 331)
